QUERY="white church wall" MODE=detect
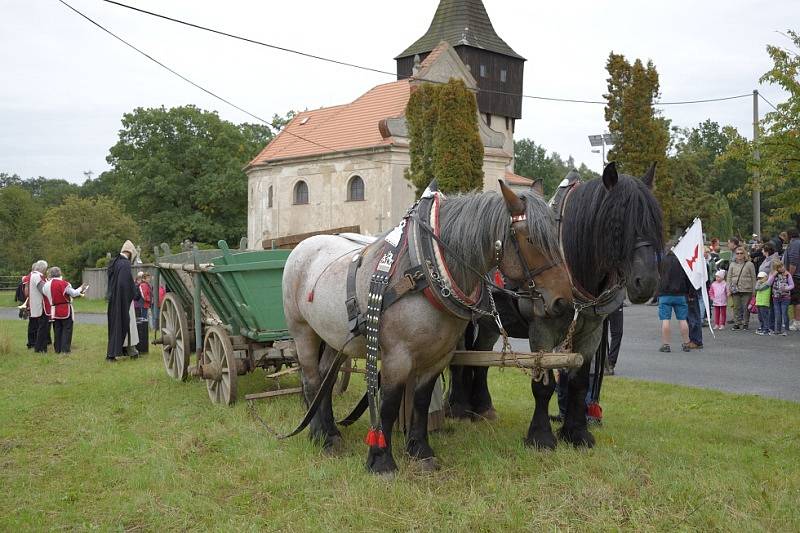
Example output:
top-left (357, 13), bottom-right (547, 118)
top-left (248, 148), bottom-right (413, 247)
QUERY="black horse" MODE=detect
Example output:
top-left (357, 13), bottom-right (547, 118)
top-left (448, 162), bottom-right (663, 449)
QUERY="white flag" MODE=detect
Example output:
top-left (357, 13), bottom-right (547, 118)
top-left (673, 218), bottom-right (714, 337)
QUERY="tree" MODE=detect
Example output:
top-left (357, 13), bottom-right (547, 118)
top-left (406, 79), bottom-right (483, 195)
top-left (102, 105), bottom-right (275, 245)
top-left (756, 30), bottom-right (800, 228)
top-left (604, 53), bottom-right (671, 230)
top-left (669, 121), bottom-right (750, 237)
top-left (1, 173), bottom-right (80, 208)
top-left (39, 196), bottom-right (140, 283)
top-left (0, 185), bottom-right (43, 274)
top-left (514, 139), bottom-right (600, 196)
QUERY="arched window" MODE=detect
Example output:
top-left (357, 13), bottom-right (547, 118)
top-left (267, 185), bottom-right (273, 208)
top-left (293, 180), bottom-right (309, 205)
top-left (347, 175), bottom-right (365, 201)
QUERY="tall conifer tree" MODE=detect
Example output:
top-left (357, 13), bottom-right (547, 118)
top-left (604, 54), bottom-right (671, 232)
top-left (406, 79), bottom-right (484, 195)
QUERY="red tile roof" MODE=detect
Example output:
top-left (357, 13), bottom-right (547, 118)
top-left (249, 80), bottom-right (411, 165)
top-left (504, 170), bottom-right (533, 186)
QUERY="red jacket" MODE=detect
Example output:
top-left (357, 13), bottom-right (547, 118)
top-left (47, 278), bottom-right (72, 320)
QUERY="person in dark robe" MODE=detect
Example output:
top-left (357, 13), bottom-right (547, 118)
top-left (106, 240), bottom-right (140, 361)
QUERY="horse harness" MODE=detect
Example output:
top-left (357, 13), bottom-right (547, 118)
top-left (346, 183), bottom-right (560, 447)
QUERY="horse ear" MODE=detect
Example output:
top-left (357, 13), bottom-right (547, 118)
top-left (531, 178), bottom-right (544, 197)
top-left (602, 162), bottom-right (618, 191)
top-left (642, 162), bottom-right (657, 189)
top-left (499, 179), bottom-right (525, 215)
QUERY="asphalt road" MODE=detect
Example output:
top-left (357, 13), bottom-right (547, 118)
top-left (3, 305), bottom-right (798, 402)
top-left (500, 303), bottom-right (800, 403)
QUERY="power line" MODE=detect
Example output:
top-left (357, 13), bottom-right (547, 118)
top-left (57, 0), bottom-right (394, 167)
top-left (99, 0), bottom-right (755, 107)
top-left (758, 93), bottom-right (781, 113)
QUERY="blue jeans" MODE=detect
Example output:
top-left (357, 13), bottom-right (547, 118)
top-left (757, 306), bottom-right (771, 331)
top-left (687, 292), bottom-right (703, 345)
top-left (773, 300), bottom-right (790, 332)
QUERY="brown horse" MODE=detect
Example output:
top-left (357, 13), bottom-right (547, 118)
top-left (282, 181), bottom-right (572, 474)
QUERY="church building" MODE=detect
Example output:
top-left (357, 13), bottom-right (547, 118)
top-left (246, 0), bottom-right (530, 249)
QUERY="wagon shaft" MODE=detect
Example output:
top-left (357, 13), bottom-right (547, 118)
top-left (450, 351), bottom-right (583, 369)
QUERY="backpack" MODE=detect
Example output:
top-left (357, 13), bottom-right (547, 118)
top-left (14, 281), bottom-right (25, 303)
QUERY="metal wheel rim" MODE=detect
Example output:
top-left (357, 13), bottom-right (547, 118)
top-left (159, 293), bottom-right (189, 381)
top-left (203, 326), bottom-right (237, 405)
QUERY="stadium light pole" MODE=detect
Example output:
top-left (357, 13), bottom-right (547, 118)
top-left (588, 133), bottom-right (616, 169)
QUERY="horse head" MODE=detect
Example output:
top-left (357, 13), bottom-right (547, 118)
top-left (597, 162), bottom-right (663, 303)
top-left (498, 180), bottom-right (573, 318)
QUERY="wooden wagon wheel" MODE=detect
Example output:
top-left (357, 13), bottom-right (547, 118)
top-left (202, 325), bottom-right (237, 405)
top-left (159, 293), bottom-right (190, 382)
top-left (334, 357), bottom-right (352, 395)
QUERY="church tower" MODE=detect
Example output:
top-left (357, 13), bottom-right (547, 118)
top-left (395, 0), bottom-right (525, 160)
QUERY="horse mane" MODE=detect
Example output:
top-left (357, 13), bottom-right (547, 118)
top-left (438, 190), bottom-right (561, 291)
top-left (562, 175), bottom-right (663, 294)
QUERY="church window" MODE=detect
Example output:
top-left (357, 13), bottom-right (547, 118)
top-left (500, 69), bottom-right (507, 83)
top-left (293, 180), bottom-right (309, 205)
top-left (480, 64), bottom-right (487, 78)
top-left (347, 175), bottom-right (365, 201)
top-left (267, 185), bottom-right (273, 208)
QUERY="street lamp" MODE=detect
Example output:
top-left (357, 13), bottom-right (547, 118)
top-left (588, 133), bottom-right (616, 166)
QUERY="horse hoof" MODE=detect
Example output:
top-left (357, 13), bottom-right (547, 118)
top-left (322, 434), bottom-right (344, 456)
top-left (418, 456), bottom-right (439, 472)
top-left (558, 427), bottom-right (595, 448)
top-left (367, 447), bottom-right (398, 475)
top-left (524, 431), bottom-right (557, 450)
top-left (472, 408), bottom-right (497, 421)
top-left (445, 404), bottom-right (472, 420)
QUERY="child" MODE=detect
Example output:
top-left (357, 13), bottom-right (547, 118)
top-left (709, 269), bottom-right (728, 330)
top-left (754, 271), bottom-right (772, 334)
top-left (769, 260), bottom-right (795, 335)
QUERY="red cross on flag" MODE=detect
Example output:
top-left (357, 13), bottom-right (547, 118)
top-left (673, 218), bottom-right (714, 336)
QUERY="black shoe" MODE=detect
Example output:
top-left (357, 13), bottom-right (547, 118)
top-left (659, 344), bottom-right (671, 353)
top-left (106, 356), bottom-right (117, 362)
top-left (126, 347), bottom-right (139, 358)
top-left (732, 325), bottom-right (741, 330)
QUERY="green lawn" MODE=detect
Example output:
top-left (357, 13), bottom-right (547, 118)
top-left (0, 289), bottom-right (108, 314)
top-left (0, 319), bottom-right (797, 531)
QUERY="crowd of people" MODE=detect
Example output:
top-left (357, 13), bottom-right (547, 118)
top-left (16, 240), bottom-right (156, 360)
top-left (657, 228), bottom-right (800, 351)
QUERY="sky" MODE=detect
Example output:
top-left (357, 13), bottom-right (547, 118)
top-left (1, 0), bottom-right (797, 183)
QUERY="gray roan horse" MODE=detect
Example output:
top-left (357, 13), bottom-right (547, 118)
top-left (282, 182), bottom-right (573, 474)
top-left (449, 162), bottom-right (663, 449)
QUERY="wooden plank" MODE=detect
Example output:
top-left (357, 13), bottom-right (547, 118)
top-left (264, 226), bottom-right (361, 250)
top-left (245, 387), bottom-right (303, 401)
top-left (451, 351), bottom-right (583, 369)
top-left (265, 366), bottom-right (300, 379)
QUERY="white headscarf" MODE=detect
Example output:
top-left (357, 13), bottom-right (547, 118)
top-left (121, 240), bottom-right (138, 262)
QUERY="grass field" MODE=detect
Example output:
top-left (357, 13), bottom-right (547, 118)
top-left (0, 319), bottom-right (798, 531)
top-left (0, 289), bottom-right (108, 314)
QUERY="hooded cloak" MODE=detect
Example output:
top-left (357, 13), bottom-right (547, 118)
top-left (106, 242), bottom-right (138, 357)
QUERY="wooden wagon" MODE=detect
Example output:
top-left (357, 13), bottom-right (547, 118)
top-left (152, 239), bottom-right (583, 407)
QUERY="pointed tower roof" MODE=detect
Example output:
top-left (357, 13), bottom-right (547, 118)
top-left (395, 0), bottom-right (524, 60)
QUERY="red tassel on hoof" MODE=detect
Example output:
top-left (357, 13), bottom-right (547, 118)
top-left (307, 290), bottom-right (314, 302)
top-left (587, 402), bottom-right (603, 419)
top-left (365, 428), bottom-right (387, 448)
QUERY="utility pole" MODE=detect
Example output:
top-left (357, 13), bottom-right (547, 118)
top-left (753, 90), bottom-right (761, 237)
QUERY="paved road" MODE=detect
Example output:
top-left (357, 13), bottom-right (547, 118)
top-left (0, 308), bottom-right (107, 325)
top-left (500, 303), bottom-right (800, 403)
top-left (3, 305), bottom-right (798, 402)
